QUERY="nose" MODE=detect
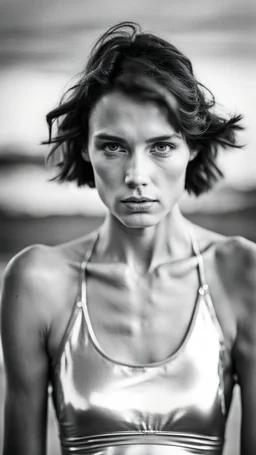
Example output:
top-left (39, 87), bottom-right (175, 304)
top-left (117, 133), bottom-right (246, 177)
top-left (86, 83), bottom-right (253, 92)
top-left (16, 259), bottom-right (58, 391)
top-left (124, 152), bottom-right (150, 188)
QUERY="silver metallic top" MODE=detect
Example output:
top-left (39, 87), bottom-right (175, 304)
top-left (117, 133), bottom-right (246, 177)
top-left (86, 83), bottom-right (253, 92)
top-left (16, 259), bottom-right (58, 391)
top-left (50, 230), bottom-right (235, 455)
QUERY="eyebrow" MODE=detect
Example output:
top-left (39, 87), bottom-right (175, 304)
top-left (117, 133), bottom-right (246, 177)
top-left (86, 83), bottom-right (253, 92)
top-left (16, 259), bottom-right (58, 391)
top-left (93, 133), bottom-right (182, 143)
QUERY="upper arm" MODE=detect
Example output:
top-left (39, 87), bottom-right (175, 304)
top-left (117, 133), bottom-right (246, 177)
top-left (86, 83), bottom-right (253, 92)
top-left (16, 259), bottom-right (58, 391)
top-left (232, 239), bottom-right (256, 455)
top-left (1, 247), bottom-right (51, 455)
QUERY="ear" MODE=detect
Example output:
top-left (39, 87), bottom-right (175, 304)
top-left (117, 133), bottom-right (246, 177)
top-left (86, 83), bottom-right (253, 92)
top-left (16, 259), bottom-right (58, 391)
top-left (189, 149), bottom-right (199, 162)
top-left (81, 149), bottom-right (90, 162)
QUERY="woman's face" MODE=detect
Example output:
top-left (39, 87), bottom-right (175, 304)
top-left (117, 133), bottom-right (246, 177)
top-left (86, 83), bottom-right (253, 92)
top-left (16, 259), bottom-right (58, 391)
top-left (87, 91), bottom-right (192, 228)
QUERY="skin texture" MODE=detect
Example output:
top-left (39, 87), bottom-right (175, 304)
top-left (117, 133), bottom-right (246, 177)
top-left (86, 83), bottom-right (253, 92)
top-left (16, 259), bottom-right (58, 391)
top-left (1, 92), bottom-right (256, 455)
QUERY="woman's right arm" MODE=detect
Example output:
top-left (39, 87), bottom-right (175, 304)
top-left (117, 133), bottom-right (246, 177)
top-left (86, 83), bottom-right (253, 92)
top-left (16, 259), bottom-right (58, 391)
top-left (1, 247), bottom-right (51, 455)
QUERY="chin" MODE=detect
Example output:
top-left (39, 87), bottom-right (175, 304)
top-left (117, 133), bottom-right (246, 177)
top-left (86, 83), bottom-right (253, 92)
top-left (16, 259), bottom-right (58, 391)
top-left (117, 212), bottom-right (162, 229)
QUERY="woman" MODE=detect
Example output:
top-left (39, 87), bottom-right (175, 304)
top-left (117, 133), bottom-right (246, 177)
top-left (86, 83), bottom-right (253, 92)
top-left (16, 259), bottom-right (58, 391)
top-left (1, 22), bottom-right (256, 455)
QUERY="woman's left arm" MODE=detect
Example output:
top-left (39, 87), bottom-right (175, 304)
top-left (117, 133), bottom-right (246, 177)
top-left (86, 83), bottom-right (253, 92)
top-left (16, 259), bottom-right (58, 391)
top-left (233, 243), bottom-right (256, 455)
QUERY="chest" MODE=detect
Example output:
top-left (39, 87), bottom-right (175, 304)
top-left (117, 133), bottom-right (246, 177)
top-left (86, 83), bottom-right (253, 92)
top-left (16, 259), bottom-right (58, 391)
top-left (48, 251), bottom-right (236, 368)
top-left (83, 262), bottom-right (200, 365)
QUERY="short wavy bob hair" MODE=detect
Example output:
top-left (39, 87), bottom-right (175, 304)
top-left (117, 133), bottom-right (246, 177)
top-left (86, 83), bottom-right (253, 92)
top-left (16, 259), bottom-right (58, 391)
top-left (44, 21), bottom-right (243, 196)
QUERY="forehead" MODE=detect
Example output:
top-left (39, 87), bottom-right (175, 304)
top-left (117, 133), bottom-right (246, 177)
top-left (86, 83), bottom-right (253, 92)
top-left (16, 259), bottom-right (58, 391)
top-left (88, 91), bottom-right (176, 138)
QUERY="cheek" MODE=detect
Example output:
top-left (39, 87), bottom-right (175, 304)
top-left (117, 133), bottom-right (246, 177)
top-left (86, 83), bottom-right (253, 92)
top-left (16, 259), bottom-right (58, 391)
top-left (91, 157), bottom-right (123, 190)
top-left (161, 151), bottom-right (190, 182)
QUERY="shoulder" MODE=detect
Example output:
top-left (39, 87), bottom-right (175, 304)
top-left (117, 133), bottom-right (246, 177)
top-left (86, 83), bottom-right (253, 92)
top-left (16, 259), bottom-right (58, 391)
top-left (195, 226), bottom-right (256, 348)
top-left (195, 224), bottom-right (256, 286)
top-left (214, 234), bottom-right (256, 263)
top-left (3, 243), bottom-right (66, 297)
top-left (3, 229), bottom-right (98, 288)
top-left (212, 235), bottom-right (256, 295)
top-left (1, 231), bottom-right (97, 327)
top-left (194, 223), bottom-right (256, 312)
top-left (1, 245), bottom-right (62, 335)
top-left (201, 231), bottom-right (256, 339)
top-left (216, 237), bottom-right (256, 388)
top-left (218, 236), bottom-right (256, 333)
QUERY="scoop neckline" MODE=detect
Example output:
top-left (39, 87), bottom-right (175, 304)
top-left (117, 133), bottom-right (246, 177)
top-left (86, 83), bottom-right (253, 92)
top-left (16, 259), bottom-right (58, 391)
top-left (81, 286), bottom-right (204, 370)
top-left (81, 228), bottom-right (205, 369)
top-left (79, 226), bottom-right (207, 369)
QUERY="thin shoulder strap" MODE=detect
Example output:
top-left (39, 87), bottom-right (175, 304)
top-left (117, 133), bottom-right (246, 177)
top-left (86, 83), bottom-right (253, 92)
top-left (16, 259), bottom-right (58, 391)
top-left (79, 231), bottom-right (100, 305)
top-left (189, 226), bottom-right (225, 345)
top-left (50, 231), bottom-right (100, 368)
top-left (189, 225), bottom-right (226, 414)
top-left (189, 225), bottom-right (207, 289)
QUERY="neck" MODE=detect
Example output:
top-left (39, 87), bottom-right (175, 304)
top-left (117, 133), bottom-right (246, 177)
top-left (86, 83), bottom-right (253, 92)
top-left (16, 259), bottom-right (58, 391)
top-left (97, 205), bottom-right (192, 274)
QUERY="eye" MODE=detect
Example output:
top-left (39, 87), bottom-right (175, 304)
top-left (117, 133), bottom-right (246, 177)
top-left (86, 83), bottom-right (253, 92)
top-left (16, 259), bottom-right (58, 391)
top-left (151, 142), bottom-right (176, 156)
top-left (102, 143), bottom-right (126, 154)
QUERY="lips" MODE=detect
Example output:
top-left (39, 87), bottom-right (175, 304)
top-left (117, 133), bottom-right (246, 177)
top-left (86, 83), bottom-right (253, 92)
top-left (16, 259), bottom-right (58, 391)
top-left (121, 196), bottom-right (156, 203)
top-left (120, 196), bottom-right (157, 212)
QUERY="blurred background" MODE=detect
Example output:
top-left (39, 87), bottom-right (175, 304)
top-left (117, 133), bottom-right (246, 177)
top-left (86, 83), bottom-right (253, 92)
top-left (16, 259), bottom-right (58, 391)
top-left (0, 0), bottom-right (255, 453)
